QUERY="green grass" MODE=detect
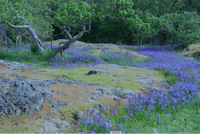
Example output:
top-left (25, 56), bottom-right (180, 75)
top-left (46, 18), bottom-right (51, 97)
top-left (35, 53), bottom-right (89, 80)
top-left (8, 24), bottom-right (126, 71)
top-left (99, 55), bottom-right (145, 67)
top-left (44, 67), bottom-right (141, 91)
top-left (155, 70), bottom-right (179, 85)
top-left (124, 47), bottom-right (137, 51)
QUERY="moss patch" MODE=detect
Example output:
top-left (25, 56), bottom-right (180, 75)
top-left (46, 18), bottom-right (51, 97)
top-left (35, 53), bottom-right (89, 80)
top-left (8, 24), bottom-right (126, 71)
top-left (44, 67), bottom-right (141, 91)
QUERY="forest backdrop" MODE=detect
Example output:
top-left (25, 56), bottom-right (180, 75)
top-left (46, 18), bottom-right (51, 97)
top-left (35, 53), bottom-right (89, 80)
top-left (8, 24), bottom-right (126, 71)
top-left (0, 0), bottom-right (200, 55)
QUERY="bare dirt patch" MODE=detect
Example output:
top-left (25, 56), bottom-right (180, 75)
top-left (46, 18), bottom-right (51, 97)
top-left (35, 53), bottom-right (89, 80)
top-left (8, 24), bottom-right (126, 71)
top-left (46, 83), bottom-right (102, 104)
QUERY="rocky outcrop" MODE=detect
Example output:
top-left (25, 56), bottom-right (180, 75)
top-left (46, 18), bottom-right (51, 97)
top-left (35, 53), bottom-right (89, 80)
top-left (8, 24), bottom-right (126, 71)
top-left (0, 78), bottom-right (71, 116)
top-left (0, 60), bottom-right (45, 72)
top-left (0, 77), bottom-right (138, 117)
top-left (0, 59), bottom-right (172, 133)
top-left (193, 51), bottom-right (200, 60)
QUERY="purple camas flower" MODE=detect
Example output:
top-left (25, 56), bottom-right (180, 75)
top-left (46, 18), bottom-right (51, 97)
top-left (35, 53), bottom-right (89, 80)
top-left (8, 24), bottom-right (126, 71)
top-left (93, 127), bottom-right (97, 132)
top-left (151, 106), bottom-right (154, 112)
top-left (43, 125), bottom-right (46, 133)
top-left (135, 127), bottom-right (139, 132)
top-left (107, 123), bottom-right (112, 129)
top-left (130, 113), bottom-right (133, 118)
top-left (136, 105), bottom-right (142, 112)
top-left (123, 114), bottom-right (128, 120)
top-left (126, 106), bottom-right (129, 110)
top-left (112, 107), bottom-right (117, 116)
top-left (78, 119), bottom-right (81, 123)
top-left (172, 106), bottom-right (175, 110)
top-left (165, 125), bottom-right (168, 130)
top-left (71, 124), bottom-right (75, 128)
top-left (157, 113), bottom-right (160, 119)
top-left (101, 122), bottom-right (107, 131)
top-left (84, 131), bottom-right (88, 134)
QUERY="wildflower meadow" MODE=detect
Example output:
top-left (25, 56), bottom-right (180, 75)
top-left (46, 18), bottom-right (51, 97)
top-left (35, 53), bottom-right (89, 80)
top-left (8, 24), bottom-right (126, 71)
top-left (0, 43), bottom-right (200, 133)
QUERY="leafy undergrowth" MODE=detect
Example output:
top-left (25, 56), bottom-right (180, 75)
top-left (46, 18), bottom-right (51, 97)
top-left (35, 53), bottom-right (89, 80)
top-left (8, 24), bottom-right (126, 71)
top-left (1, 43), bottom-right (200, 133)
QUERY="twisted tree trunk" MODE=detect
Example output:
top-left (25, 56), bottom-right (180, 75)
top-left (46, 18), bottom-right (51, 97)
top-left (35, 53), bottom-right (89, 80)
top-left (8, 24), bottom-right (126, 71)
top-left (52, 21), bottom-right (91, 56)
top-left (3, 12), bottom-right (45, 56)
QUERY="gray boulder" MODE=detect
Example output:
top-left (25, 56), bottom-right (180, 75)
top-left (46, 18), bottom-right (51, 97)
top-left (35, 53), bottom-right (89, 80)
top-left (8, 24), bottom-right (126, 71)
top-left (96, 104), bottom-right (110, 115)
top-left (0, 78), bottom-right (71, 116)
top-left (89, 104), bottom-right (111, 117)
top-left (88, 70), bottom-right (99, 75)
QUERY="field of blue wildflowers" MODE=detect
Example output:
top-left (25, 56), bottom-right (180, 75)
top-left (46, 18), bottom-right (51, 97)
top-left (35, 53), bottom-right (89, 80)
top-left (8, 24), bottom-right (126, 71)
top-left (71, 45), bottom-right (200, 133)
top-left (0, 43), bottom-right (200, 133)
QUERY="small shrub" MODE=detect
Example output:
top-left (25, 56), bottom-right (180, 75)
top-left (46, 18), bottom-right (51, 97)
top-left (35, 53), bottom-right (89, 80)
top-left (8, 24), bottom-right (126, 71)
top-left (30, 43), bottom-right (40, 56)
top-left (160, 70), bottom-right (179, 85)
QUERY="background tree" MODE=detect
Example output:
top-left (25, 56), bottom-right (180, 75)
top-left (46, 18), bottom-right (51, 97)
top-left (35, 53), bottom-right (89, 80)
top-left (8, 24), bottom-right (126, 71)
top-left (158, 11), bottom-right (200, 48)
top-left (0, 0), bottom-right (50, 55)
top-left (1, 0), bottom-right (200, 51)
top-left (43, 0), bottom-right (140, 56)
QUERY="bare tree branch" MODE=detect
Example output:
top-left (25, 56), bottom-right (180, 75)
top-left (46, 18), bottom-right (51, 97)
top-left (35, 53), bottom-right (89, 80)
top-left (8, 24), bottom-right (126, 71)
top-left (63, 27), bottom-right (73, 40)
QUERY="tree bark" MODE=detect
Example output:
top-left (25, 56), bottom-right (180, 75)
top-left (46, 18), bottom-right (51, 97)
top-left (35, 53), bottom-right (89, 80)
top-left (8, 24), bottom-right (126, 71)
top-left (52, 39), bottom-right (75, 55)
top-left (16, 35), bottom-right (20, 47)
top-left (50, 24), bottom-right (52, 50)
top-left (52, 21), bottom-right (91, 56)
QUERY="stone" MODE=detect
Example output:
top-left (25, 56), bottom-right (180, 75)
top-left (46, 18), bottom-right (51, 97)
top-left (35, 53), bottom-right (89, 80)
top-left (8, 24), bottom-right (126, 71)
top-left (184, 48), bottom-right (189, 51)
top-left (11, 61), bottom-right (20, 65)
top-left (96, 88), bottom-right (108, 96)
top-left (89, 108), bottom-right (101, 116)
top-left (57, 74), bottom-right (69, 79)
top-left (76, 110), bottom-right (83, 119)
top-left (88, 70), bottom-right (99, 75)
top-left (95, 104), bottom-right (110, 115)
top-left (57, 75), bottom-right (63, 79)
top-left (91, 96), bottom-right (97, 100)
top-left (193, 51), bottom-right (200, 60)
top-left (36, 118), bottom-right (71, 133)
top-left (86, 104), bottom-right (111, 117)
top-left (62, 74), bottom-right (69, 77)
top-left (0, 78), bottom-right (71, 116)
